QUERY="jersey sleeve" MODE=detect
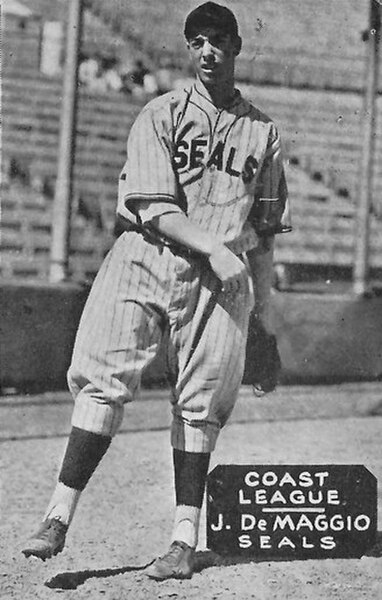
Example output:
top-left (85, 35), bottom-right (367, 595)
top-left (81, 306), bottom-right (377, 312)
top-left (249, 124), bottom-right (292, 235)
top-left (137, 201), bottom-right (183, 225)
top-left (117, 103), bottom-right (179, 224)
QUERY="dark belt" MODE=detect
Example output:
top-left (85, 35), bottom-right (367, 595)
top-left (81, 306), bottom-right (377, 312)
top-left (125, 222), bottom-right (201, 260)
top-left (124, 222), bottom-right (246, 264)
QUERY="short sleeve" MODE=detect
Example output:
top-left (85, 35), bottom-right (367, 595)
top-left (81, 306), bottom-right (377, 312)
top-left (137, 201), bottom-right (183, 225)
top-left (117, 104), bottom-right (178, 224)
top-left (249, 124), bottom-right (292, 234)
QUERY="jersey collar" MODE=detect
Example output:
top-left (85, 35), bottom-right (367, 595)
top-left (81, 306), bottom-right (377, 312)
top-left (192, 79), bottom-right (250, 117)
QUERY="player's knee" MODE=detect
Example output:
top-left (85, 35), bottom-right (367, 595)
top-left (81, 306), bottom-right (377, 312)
top-left (70, 383), bottom-right (126, 438)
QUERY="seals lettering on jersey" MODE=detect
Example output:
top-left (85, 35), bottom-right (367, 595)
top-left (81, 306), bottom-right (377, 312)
top-left (225, 147), bottom-right (241, 178)
top-left (174, 140), bottom-right (189, 169)
top-left (207, 141), bottom-right (224, 170)
top-left (242, 155), bottom-right (259, 184)
top-left (190, 139), bottom-right (208, 168)
top-left (174, 138), bottom-right (258, 183)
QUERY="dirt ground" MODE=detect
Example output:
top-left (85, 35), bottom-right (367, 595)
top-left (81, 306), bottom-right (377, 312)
top-left (1, 382), bottom-right (382, 600)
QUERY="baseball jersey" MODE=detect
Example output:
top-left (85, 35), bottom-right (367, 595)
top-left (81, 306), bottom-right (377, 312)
top-left (117, 81), bottom-right (291, 254)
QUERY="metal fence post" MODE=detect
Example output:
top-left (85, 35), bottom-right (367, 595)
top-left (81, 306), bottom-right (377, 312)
top-left (353, 0), bottom-right (381, 295)
top-left (49, 0), bottom-right (83, 282)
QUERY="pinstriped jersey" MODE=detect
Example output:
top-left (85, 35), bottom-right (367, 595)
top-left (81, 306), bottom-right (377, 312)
top-left (118, 82), bottom-right (291, 254)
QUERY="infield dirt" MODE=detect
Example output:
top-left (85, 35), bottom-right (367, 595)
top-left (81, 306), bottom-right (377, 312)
top-left (1, 382), bottom-right (382, 599)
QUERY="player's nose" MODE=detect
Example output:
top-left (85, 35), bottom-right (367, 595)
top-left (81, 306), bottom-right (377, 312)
top-left (201, 40), bottom-right (215, 58)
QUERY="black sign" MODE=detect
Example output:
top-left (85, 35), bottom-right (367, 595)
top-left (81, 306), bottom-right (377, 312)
top-left (207, 465), bottom-right (377, 559)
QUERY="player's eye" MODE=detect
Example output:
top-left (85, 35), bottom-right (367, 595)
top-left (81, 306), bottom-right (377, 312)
top-left (189, 37), bottom-right (204, 49)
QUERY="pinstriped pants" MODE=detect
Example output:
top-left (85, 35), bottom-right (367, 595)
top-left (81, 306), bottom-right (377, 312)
top-left (68, 231), bottom-right (254, 453)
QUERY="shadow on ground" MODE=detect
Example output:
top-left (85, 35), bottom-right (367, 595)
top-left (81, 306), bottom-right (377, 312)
top-left (45, 561), bottom-right (154, 590)
top-left (45, 532), bottom-right (382, 590)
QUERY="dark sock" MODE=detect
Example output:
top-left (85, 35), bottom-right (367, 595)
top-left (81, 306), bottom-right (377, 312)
top-left (59, 426), bottom-right (111, 491)
top-left (173, 449), bottom-right (211, 508)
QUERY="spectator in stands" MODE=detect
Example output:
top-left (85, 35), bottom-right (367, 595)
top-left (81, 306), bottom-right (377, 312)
top-left (143, 70), bottom-right (159, 96)
top-left (79, 54), bottom-right (100, 88)
top-left (79, 53), bottom-right (124, 95)
top-left (130, 59), bottom-right (149, 86)
top-left (101, 56), bottom-right (123, 93)
top-left (127, 59), bottom-right (158, 99)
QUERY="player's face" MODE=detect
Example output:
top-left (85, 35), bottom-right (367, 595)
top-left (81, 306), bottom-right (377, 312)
top-left (187, 27), bottom-right (241, 88)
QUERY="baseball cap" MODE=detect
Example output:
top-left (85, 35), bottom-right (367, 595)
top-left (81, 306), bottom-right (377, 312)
top-left (184, 2), bottom-right (239, 40)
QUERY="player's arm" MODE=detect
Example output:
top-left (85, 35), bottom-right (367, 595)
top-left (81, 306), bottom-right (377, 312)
top-left (248, 123), bottom-right (292, 237)
top-left (246, 235), bottom-right (281, 396)
top-left (246, 235), bottom-right (275, 332)
top-left (246, 122), bottom-right (291, 330)
top-left (118, 103), bottom-right (248, 291)
top-left (244, 124), bottom-right (289, 394)
top-left (135, 200), bottom-right (249, 293)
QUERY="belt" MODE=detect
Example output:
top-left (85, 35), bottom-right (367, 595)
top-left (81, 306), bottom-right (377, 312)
top-left (125, 222), bottom-right (250, 261)
top-left (126, 222), bottom-right (201, 260)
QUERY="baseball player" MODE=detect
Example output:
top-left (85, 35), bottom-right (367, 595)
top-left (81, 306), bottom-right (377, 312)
top-left (22, 2), bottom-right (291, 580)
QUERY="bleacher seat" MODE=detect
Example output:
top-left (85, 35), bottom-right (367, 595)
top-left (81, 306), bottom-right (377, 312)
top-left (2, 0), bottom-right (382, 284)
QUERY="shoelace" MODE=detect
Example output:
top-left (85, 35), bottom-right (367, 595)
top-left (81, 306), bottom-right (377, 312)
top-left (160, 542), bottom-right (187, 562)
top-left (40, 519), bottom-right (65, 539)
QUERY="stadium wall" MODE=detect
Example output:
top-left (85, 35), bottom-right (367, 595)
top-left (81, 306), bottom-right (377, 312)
top-left (1, 283), bottom-right (381, 394)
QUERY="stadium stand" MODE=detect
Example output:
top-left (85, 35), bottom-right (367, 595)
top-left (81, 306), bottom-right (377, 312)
top-left (13, 0), bottom-right (380, 90)
top-left (2, 0), bottom-right (382, 284)
top-left (87, 0), bottom-right (381, 91)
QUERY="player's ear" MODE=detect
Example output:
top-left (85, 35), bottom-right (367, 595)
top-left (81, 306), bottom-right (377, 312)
top-left (233, 35), bottom-right (242, 56)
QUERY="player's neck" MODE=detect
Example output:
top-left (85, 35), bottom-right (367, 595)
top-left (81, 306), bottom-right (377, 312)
top-left (196, 77), bottom-right (236, 109)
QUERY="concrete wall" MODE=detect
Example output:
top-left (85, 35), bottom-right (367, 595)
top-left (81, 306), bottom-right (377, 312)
top-left (0, 282), bottom-right (87, 392)
top-left (266, 291), bottom-right (382, 384)
top-left (1, 282), bottom-right (381, 393)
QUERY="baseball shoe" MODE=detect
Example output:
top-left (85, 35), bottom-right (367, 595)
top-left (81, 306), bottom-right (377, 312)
top-left (21, 518), bottom-right (67, 561)
top-left (145, 540), bottom-right (195, 580)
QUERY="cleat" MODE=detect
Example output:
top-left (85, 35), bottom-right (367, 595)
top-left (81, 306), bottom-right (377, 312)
top-left (21, 518), bottom-right (67, 560)
top-left (145, 540), bottom-right (195, 580)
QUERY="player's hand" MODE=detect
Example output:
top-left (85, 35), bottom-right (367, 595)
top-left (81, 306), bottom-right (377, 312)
top-left (208, 244), bottom-right (249, 294)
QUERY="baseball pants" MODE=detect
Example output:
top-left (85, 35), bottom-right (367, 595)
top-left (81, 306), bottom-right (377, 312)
top-left (68, 231), bottom-right (254, 453)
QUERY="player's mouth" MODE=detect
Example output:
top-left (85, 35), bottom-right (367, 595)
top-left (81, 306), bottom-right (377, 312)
top-left (201, 63), bottom-right (216, 73)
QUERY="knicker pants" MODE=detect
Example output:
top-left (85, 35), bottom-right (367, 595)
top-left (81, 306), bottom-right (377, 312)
top-left (68, 231), bottom-right (254, 453)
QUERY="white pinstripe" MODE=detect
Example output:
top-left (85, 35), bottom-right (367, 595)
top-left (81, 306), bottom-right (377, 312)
top-left (68, 81), bottom-right (290, 452)
top-left (68, 231), bottom-right (253, 451)
top-left (118, 83), bottom-right (290, 246)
